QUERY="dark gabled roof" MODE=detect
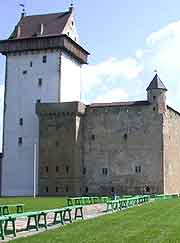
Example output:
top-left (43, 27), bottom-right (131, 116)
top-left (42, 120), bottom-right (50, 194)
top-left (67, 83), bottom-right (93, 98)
top-left (167, 105), bottom-right (180, 117)
top-left (146, 74), bottom-right (167, 91)
top-left (9, 11), bottom-right (71, 39)
top-left (89, 101), bottom-right (149, 108)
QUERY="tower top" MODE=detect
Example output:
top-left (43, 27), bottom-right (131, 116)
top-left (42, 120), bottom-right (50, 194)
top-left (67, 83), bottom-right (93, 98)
top-left (9, 11), bottom-right (72, 39)
top-left (0, 8), bottom-right (89, 64)
top-left (146, 74), bottom-right (168, 91)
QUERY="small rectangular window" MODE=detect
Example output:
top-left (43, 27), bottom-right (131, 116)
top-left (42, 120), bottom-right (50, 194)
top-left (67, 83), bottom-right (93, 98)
top-left (18, 137), bottom-right (22, 145)
top-left (56, 187), bottom-right (59, 192)
top-left (45, 166), bottom-right (48, 173)
top-left (30, 61), bottom-right (32, 67)
top-left (66, 165), bottom-right (69, 174)
top-left (38, 78), bottom-right (42, 87)
top-left (19, 118), bottom-right (23, 126)
top-left (102, 168), bottom-right (108, 175)
top-left (66, 186), bottom-right (69, 193)
top-left (42, 55), bottom-right (47, 63)
top-left (22, 70), bottom-right (27, 75)
top-left (83, 167), bottom-right (86, 175)
top-left (135, 166), bottom-right (142, 173)
top-left (56, 166), bottom-right (59, 172)
top-left (46, 186), bottom-right (48, 193)
top-left (37, 99), bottom-right (41, 103)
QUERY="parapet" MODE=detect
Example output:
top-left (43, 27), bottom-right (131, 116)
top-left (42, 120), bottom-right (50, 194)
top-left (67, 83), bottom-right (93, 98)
top-left (36, 101), bottom-right (86, 117)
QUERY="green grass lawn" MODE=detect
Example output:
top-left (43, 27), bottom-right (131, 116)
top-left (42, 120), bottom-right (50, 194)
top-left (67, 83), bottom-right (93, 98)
top-left (8, 198), bottom-right (180, 243)
top-left (0, 197), bottom-right (67, 212)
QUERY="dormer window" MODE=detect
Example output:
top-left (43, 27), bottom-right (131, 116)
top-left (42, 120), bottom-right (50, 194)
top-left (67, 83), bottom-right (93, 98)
top-left (42, 56), bottom-right (47, 63)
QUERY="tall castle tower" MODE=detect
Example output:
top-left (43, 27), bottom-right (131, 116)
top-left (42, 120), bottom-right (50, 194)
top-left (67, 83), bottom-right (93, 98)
top-left (0, 6), bottom-right (89, 195)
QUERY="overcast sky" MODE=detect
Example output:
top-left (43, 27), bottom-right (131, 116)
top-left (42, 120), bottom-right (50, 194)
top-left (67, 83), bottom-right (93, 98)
top-left (1, 0), bottom-right (180, 148)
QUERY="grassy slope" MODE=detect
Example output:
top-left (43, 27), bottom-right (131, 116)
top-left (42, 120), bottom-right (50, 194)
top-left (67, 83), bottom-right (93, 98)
top-left (0, 197), bottom-right (67, 212)
top-left (11, 198), bottom-right (180, 243)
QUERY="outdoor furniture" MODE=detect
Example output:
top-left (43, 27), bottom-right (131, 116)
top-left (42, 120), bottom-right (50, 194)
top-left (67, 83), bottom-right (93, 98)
top-left (0, 205), bottom-right (84, 240)
top-left (0, 204), bottom-right (24, 216)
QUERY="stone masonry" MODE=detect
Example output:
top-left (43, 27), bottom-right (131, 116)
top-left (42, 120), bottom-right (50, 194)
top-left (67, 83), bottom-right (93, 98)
top-left (36, 74), bottom-right (180, 196)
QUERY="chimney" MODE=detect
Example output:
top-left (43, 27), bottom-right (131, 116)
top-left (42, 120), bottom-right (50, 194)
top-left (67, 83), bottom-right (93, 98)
top-left (17, 26), bottom-right (21, 38)
top-left (40, 24), bottom-right (44, 35)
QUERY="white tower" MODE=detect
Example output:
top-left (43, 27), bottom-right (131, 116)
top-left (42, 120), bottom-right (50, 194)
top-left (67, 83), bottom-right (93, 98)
top-left (0, 6), bottom-right (89, 195)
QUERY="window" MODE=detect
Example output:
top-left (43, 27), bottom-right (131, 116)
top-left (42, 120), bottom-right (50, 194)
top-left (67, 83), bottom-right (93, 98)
top-left (46, 186), bottom-right (48, 193)
top-left (42, 55), bottom-right (47, 63)
top-left (38, 78), bottom-right (42, 87)
top-left (67, 32), bottom-right (70, 36)
top-left (66, 186), bottom-right (69, 193)
top-left (45, 166), bottom-right (48, 173)
top-left (30, 61), bottom-right (32, 67)
top-left (83, 167), bottom-right (86, 175)
top-left (18, 137), bottom-right (22, 145)
top-left (145, 186), bottom-right (150, 193)
top-left (72, 21), bottom-right (74, 26)
top-left (37, 99), bottom-right (41, 103)
top-left (56, 187), bottom-right (59, 193)
top-left (19, 118), bottom-right (23, 126)
top-left (91, 134), bottom-right (95, 140)
top-left (66, 165), bottom-right (69, 174)
top-left (56, 166), bottom-right (59, 172)
top-left (111, 187), bottom-right (114, 193)
top-left (85, 187), bottom-right (88, 193)
top-left (135, 166), bottom-right (141, 173)
top-left (22, 70), bottom-right (27, 75)
top-left (153, 96), bottom-right (156, 100)
top-left (102, 168), bottom-right (108, 176)
top-left (124, 133), bottom-right (128, 140)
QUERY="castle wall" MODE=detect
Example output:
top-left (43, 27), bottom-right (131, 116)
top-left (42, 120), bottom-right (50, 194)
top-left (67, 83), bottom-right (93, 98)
top-left (163, 107), bottom-right (180, 194)
top-left (37, 102), bottom-right (85, 196)
top-left (83, 104), bottom-right (164, 195)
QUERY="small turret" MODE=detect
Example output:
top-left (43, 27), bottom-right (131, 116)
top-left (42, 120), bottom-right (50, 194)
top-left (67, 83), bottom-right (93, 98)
top-left (146, 74), bottom-right (167, 113)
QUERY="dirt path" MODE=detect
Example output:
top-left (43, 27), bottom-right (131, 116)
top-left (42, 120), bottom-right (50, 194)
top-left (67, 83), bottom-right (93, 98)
top-left (2, 203), bottom-right (109, 242)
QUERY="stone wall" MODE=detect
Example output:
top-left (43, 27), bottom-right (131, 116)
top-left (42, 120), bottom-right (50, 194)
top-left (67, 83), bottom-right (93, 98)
top-left (36, 102), bottom-right (85, 196)
top-left (83, 103), bottom-right (164, 195)
top-left (163, 107), bottom-right (180, 194)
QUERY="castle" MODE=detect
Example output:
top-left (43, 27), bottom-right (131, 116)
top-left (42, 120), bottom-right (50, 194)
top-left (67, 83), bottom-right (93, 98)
top-left (1, 7), bottom-right (180, 196)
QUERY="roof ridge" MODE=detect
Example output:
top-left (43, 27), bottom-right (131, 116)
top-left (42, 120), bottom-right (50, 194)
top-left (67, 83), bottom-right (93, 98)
top-left (23, 11), bottom-right (70, 18)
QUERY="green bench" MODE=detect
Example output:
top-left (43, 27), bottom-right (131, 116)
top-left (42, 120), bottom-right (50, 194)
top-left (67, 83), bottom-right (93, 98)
top-left (0, 204), bottom-right (24, 216)
top-left (0, 205), bottom-right (84, 240)
top-left (106, 195), bottom-right (149, 212)
top-left (67, 196), bottom-right (109, 206)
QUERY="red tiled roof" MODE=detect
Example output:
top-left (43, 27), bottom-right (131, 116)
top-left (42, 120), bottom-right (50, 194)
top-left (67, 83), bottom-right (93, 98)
top-left (9, 11), bottom-right (71, 39)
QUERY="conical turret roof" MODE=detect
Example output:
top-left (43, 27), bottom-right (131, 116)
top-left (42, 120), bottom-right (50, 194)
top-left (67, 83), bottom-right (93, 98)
top-left (146, 74), bottom-right (167, 91)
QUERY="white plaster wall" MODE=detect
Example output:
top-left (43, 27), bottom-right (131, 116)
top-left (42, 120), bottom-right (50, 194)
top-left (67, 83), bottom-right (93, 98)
top-left (62, 11), bottom-right (79, 43)
top-left (60, 52), bottom-right (81, 102)
top-left (2, 50), bottom-right (60, 196)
